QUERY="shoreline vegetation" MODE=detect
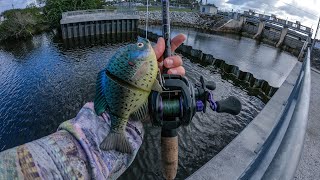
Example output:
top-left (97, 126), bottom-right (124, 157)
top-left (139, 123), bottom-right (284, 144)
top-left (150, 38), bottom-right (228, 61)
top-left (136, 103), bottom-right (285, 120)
top-left (0, 0), bottom-right (106, 42)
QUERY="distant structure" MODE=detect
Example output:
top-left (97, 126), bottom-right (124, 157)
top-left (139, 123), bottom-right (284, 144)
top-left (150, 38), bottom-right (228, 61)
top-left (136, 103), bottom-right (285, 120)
top-left (200, 4), bottom-right (218, 15)
top-left (60, 9), bottom-right (139, 39)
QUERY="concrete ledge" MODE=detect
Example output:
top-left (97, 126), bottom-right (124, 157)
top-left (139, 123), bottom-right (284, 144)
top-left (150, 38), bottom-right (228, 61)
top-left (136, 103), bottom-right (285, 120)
top-left (61, 13), bottom-right (139, 24)
top-left (187, 62), bottom-right (302, 180)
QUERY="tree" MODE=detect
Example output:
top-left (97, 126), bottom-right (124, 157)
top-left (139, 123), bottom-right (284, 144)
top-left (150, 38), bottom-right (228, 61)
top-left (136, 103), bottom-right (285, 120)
top-left (0, 8), bottom-right (42, 41)
top-left (44, 0), bottom-right (104, 27)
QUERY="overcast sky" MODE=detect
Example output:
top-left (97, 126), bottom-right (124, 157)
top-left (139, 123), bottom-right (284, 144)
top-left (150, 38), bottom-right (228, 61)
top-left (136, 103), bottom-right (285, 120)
top-left (0, 0), bottom-right (319, 38)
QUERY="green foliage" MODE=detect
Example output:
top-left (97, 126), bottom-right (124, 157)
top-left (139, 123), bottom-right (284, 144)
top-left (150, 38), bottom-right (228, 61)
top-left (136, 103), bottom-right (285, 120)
top-left (0, 7), bottom-right (48, 41)
top-left (44, 0), bottom-right (104, 27)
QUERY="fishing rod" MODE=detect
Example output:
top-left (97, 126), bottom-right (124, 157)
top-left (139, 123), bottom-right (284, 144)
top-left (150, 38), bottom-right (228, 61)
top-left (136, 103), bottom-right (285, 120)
top-left (147, 1), bottom-right (242, 179)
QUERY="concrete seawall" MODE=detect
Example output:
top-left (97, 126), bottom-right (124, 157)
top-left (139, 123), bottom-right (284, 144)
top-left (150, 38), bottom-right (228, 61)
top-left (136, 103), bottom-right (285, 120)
top-left (139, 29), bottom-right (278, 102)
top-left (60, 10), bottom-right (139, 39)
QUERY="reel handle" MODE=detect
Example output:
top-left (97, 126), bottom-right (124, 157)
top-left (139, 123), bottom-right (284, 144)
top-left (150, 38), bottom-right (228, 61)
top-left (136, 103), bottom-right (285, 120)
top-left (216, 96), bottom-right (242, 115)
top-left (161, 136), bottom-right (178, 180)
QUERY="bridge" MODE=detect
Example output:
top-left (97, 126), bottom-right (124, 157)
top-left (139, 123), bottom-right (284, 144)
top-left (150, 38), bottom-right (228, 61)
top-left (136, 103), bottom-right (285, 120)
top-left (60, 9), bottom-right (139, 39)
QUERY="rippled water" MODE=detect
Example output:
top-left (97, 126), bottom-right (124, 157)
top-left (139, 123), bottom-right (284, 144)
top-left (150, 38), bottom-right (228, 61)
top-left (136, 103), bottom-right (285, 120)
top-left (146, 26), bottom-right (298, 87)
top-left (0, 32), bottom-right (264, 179)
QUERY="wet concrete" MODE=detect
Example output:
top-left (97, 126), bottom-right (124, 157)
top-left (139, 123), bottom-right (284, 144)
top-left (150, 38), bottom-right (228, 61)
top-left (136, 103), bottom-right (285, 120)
top-left (294, 69), bottom-right (320, 180)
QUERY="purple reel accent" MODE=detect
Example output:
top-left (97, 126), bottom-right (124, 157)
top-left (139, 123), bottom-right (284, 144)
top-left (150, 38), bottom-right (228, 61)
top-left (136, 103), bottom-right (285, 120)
top-left (196, 100), bottom-right (204, 112)
top-left (208, 92), bottom-right (218, 111)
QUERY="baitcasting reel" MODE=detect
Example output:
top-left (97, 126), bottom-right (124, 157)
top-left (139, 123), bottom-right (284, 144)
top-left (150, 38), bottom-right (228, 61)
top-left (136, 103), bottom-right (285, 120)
top-left (148, 74), bottom-right (242, 131)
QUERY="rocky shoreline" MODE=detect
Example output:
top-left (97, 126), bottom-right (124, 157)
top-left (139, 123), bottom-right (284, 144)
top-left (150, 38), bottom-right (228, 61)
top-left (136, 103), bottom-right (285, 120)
top-left (138, 11), bottom-right (227, 30)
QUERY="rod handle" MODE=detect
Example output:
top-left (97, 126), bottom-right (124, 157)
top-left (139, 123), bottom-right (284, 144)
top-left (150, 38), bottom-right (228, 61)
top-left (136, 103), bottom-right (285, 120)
top-left (161, 136), bottom-right (178, 180)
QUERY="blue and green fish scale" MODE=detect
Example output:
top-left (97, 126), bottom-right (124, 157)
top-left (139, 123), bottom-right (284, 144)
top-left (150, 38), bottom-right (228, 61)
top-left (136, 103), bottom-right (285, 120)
top-left (94, 38), bottom-right (158, 153)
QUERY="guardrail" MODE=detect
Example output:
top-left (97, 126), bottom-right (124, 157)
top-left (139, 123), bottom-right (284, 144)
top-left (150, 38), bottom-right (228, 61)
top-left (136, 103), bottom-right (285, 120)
top-left (240, 48), bottom-right (311, 179)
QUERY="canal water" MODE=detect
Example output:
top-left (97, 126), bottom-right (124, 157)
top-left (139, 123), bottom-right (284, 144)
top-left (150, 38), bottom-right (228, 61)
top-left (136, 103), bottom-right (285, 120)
top-left (0, 30), bottom-right (282, 179)
top-left (145, 26), bottom-right (298, 87)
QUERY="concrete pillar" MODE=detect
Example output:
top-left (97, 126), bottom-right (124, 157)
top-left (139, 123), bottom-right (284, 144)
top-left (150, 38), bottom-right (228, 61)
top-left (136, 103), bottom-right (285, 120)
top-left (73, 23), bottom-right (78, 38)
top-left (61, 24), bottom-right (67, 39)
top-left (79, 23), bottom-right (84, 37)
top-left (96, 22), bottom-right (100, 35)
top-left (239, 16), bottom-right (246, 28)
top-left (253, 20), bottom-right (265, 39)
top-left (90, 22), bottom-right (95, 36)
top-left (112, 20), bottom-right (116, 34)
top-left (132, 19), bottom-right (135, 32)
top-left (107, 21), bottom-right (111, 34)
top-left (67, 24), bottom-right (73, 39)
top-left (101, 21), bottom-right (106, 35)
top-left (84, 22), bottom-right (90, 37)
top-left (121, 20), bottom-right (125, 33)
top-left (126, 19), bottom-right (130, 33)
top-left (276, 26), bottom-right (289, 47)
top-left (117, 20), bottom-right (121, 33)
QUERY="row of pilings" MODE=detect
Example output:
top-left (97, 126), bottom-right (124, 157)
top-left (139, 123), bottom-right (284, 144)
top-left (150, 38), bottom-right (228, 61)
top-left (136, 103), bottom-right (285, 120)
top-left (139, 29), bottom-right (278, 102)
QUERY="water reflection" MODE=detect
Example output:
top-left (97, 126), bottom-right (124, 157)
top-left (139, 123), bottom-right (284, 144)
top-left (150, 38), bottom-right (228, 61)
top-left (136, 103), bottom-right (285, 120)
top-left (60, 33), bottom-right (137, 49)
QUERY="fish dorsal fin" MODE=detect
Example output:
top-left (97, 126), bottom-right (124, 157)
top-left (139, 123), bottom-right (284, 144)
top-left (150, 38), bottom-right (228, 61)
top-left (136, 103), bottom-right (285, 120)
top-left (151, 79), bottom-right (163, 92)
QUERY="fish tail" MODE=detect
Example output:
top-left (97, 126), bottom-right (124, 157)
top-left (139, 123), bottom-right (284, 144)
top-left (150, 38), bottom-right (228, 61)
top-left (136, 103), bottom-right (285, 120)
top-left (94, 70), bottom-right (108, 115)
top-left (100, 131), bottom-right (132, 153)
top-left (100, 114), bottom-right (132, 153)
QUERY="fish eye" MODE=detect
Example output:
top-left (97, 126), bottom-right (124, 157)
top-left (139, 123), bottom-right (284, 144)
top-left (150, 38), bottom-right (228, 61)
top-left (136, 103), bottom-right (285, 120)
top-left (137, 43), bottom-right (144, 48)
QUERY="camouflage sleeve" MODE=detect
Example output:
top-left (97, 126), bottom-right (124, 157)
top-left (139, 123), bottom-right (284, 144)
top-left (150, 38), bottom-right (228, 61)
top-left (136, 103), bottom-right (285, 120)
top-left (0, 102), bottom-right (144, 180)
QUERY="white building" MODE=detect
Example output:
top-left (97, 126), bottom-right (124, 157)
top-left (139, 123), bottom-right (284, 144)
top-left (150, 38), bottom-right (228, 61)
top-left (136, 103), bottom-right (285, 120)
top-left (200, 4), bottom-right (218, 15)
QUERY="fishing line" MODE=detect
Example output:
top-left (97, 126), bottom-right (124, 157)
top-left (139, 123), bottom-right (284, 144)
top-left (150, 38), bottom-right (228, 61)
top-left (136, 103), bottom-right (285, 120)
top-left (162, 100), bottom-right (181, 117)
top-left (146, 0), bottom-right (149, 39)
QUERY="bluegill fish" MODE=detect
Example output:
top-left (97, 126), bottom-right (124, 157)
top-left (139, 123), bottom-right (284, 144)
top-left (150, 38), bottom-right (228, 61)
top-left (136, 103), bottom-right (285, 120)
top-left (94, 38), bottom-right (159, 153)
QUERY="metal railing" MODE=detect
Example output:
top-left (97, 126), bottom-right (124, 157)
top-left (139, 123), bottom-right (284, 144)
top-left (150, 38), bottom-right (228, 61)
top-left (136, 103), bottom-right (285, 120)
top-left (240, 48), bottom-right (311, 179)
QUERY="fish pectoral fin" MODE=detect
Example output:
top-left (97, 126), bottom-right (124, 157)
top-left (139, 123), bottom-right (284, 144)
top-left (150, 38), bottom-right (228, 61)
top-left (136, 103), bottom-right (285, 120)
top-left (131, 61), bottom-right (149, 81)
top-left (151, 79), bottom-right (163, 92)
top-left (100, 131), bottom-right (132, 153)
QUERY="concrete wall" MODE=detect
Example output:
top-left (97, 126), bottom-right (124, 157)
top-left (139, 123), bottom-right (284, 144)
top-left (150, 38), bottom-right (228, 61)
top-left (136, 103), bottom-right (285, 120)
top-left (262, 29), bottom-right (281, 42)
top-left (241, 23), bottom-right (304, 53)
top-left (61, 19), bottom-right (139, 39)
top-left (283, 36), bottom-right (304, 49)
top-left (243, 24), bottom-right (258, 35)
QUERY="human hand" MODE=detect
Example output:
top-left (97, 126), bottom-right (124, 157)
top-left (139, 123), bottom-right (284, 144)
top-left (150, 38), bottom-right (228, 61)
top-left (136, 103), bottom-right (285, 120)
top-left (153, 34), bottom-right (186, 76)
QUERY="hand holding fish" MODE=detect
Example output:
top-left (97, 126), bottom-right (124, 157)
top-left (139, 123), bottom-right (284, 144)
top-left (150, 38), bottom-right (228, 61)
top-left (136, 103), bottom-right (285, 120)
top-left (153, 34), bottom-right (186, 76)
top-left (94, 35), bottom-right (186, 154)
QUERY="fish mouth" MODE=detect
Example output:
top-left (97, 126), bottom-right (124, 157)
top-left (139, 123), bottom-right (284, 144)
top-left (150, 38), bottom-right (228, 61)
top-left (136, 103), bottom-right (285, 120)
top-left (105, 70), bottom-right (148, 92)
